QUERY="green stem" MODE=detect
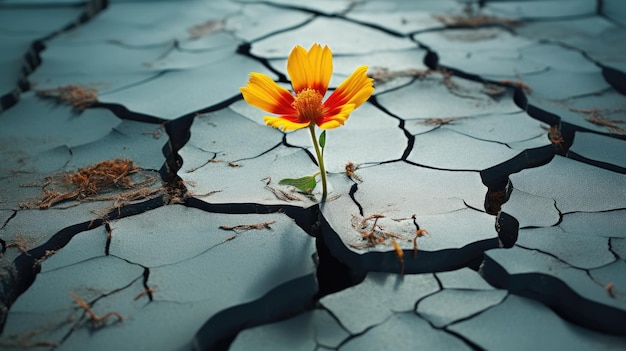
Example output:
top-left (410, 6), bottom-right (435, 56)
top-left (308, 124), bottom-right (327, 201)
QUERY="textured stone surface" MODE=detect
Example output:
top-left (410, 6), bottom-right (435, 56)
top-left (1, 0), bottom-right (625, 350)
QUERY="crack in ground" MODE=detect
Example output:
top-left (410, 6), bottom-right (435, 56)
top-left (0, 0), bottom-right (108, 112)
top-left (56, 273), bottom-right (144, 347)
top-left (2, 0), bottom-right (625, 348)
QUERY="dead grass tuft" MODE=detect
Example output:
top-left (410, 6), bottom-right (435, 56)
top-left (36, 85), bottom-right (98, 109)
top-left (21, 158), bottom-right (159, 210)
top-left (434, 14), bottom-right (522, 28)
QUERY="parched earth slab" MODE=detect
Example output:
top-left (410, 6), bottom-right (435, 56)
top-left (481, 246), bottom-right (626, 335)
top-left (500, 188), bottom-right (560, 228)
top-left (0, 92), bottom-right (120, 175)
top-left (516, 226), bottom-right (613, 269)
top-left (559, 210), bottom-right (626, 239)
top-left (52, 0), bottom-right (241, 46)
top-left (569, 132), bottom-right (626, 171)
top-left (181, 143), bottom-right (320, 207)
top-left (226, 2), bottom-right (313, 42)
top-left (345, 0), bottom-right (465, 34)
top-left (509, 155), bottom-right (626, 213)
top-left (286, 102), bottom-right (407, 173)
top-left (250, 16), bottom-right (414, 59)
top-left (412, 111), bottom-right (547, 146)
top-left (230, 268), bottom-right (516, 351)
top-left (340, 312), bottom-right (471, 351)
top-left (484, 0), bottom-right (596, 19)
top-left (98, 49), bottom-right (272, 120)
top-left (320, 163), bottom-right (513, 273)
top-left (376, 72), bottom-right (520, 120)
top-left (237, 0), bottom-right (355, 15)
top-left (229, 308), bottom-right (349, 351)
top-left (449, 294), bottom-right (626, 350)
top-left (527, 89), bottom-right (626, 136)
top-left (0, 205), bottom-right (316, 350)
top-left (407, 127), bottom-right (521, 171)
top-left (320, 272), bottom-right (439, 335)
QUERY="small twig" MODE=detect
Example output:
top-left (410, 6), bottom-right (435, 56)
top-left (392, 239), bottom-right (405, 275)
top-left (413, 229), bottom-right (430, 259)
top-left (70, 291), bottom-right (123, 326)
top-left (134, 287), bottom-right (155, 301)
top-left (219, 221), bottom-right (276, 232)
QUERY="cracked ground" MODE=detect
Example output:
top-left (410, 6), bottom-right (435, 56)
top-left (1, 0), bottom-right (625, 350)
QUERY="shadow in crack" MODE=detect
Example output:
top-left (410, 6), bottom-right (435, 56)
top-left (481, 249), bottom-right (626, 335)
top-left (0, 195), bottom-right (165, 333)
top-left (193, 273), bottom-right (318, 351)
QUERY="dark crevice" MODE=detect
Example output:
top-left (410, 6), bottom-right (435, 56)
top-left (319, 213), bottom-right (504, 276)
top-left (480, 144), bottom-right (555, 192)
top-left (403, 159), bottom-right (482, 173)
top-left (364, 95), bottom-right (415, 161)
top-left (315, 219), bottom-right (362, 299)
top-left (193, 273), bottom-right (318, 351)
top-left (606, 238), bottom-right (620, 262)
top-left (567, 150), bottom-right (626, 174)
top-left (57, 273), bottom-right (143, 346)
top-left (481, 251), bottom-right (626, 335)
top-left (233, 141), bottom-right (283, 163)
top-left (600, 64), bottom-right (626, 95)
top-left (513, 243), bottom-right (606, 271)
top-left (184, 197), bottom-right (318, 237)
top-left (104, 222), bottom-right (113, 256)
top-left (0, 210), bottom-right (17, 231)
top-left (0, 195), bottom-right (165, 333)
top-left (160, 114), bottom-right (194, 185)
top-left (181, 94), bottom-right (246, 121)
top-left (348, 183), bottom-right (364, 217)
top-left (141, 267), bottom-right (153, 302)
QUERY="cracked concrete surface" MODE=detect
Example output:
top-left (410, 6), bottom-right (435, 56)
top-left (1, 0), bottom-right (625, 350)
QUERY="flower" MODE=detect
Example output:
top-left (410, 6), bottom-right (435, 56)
top-left (240, 43), bottom-right (374, 131)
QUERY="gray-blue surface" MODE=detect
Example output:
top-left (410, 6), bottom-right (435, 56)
top-left (1, 0), bottom-right (625, 350)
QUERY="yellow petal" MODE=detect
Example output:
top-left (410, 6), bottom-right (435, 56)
top-left (264, 116), bottom-right (310, 131)
top-left (317, 103), bottom-right (355, 129)
top-left (306, 43), bottom-right (333, 95)
top-left (324, 66), bottom-right (374, 112)
top-left (287, 44), bottom-right (333, 95)
top-left (241, 73), bottom-right (295, 115)
top-left (287, 45), bottom-right (311, 94)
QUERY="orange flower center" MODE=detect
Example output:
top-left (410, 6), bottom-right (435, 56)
top-left (292, 88), bottom-right (324, 122)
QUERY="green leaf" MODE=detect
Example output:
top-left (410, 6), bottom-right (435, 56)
top-left (319, 130), bottom-right (326, 149)
top-left (279, 175), bottom-right (318, 192)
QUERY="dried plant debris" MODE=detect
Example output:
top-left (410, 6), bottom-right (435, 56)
top-left (134, 287), bottom-right (155, 301)
top-left (345, 162), bottom-right (362, 182)
top-left (187, 19), bottom-right (225, 39)
top-left (262, 177), bottom-right (303, 202)
top-left (368, 67), bottom-right (430, 84)
top-left (421, 118), bottom-right (461, 126)
top-left (0, 335), bottom-right (59, 349)
top-left (571, 108), bottom-right (626, 134)
top-left (185, 156), bottom-right (223, 173)
top-left (21, 158), bottom-right (160, 210)
top-left (542, 125), bottom-right (565, 153)
top-left (482, 83), bottom-right (507, 97)
top-left (499, 79), bottom-right (533, 94)
top-left (70, 291), bottom-right (123, 327)
top-left (349, 214), bottom-right (427, 255)
top-left (219, 221), bottom-right (275, 233)
top-left (3, 233), bottom-right (39, 255)
top-left (142, 124), bottom-right (165, 139)
top-left (36, 85), bottom-right (98, 109)
top-left (433, 14), bottom-right (522, 28)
